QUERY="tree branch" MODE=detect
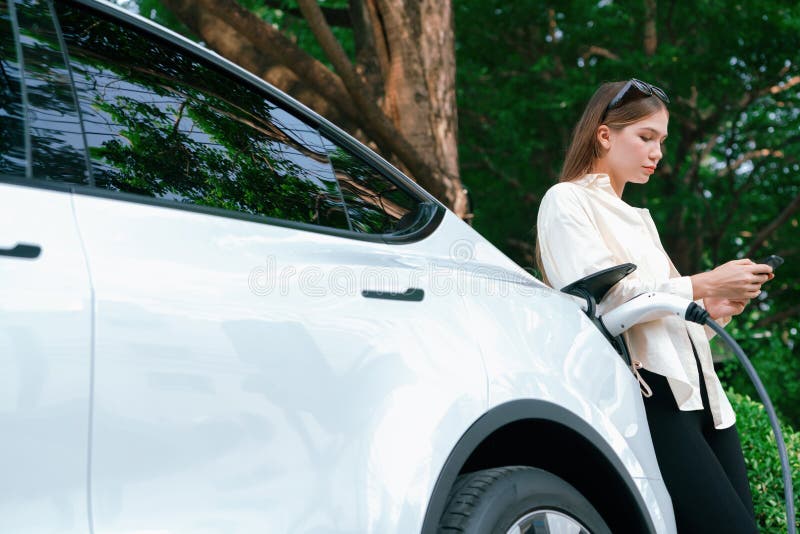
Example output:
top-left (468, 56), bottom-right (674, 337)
top-left (664, 0), bottom-right (676, 45)
top-left (733, 74), bottom-right (800, 111)
top-left (760, 74), bottom-right (800, 97)
top-left (712, 140), bottom-right (797, 262)
top-left (473, 144), bottom-right (522, 190)
top-left (546, 8), bottom-right (565, 76)
top-left (746, 191), bottom-right (800, 256)
top-left (348, 0), bottom-right (391, 94)
top-left (682, 129), bottom-right (719, 187)
top-left (717, 148), bottom-right (784, 177)
top-left (506, 238), bottom-right (536, 269)
top-left (260, 0), bottom-right (352, 27)
top-left (295, 0), bottom-right (442, 195)
top-left (643, 0), bottom-right (657, 56)
top-left (581, 46), bottom-right (620, 61)
top-left (162, 0), bottom-right (362, 128)
top-left (711, 164), bottom-right (759, 259)
top-left (754, 302), bottom-right (800, 328)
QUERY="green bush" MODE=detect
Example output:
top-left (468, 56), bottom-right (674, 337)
top-left (729, 390), bottom-right (800, 532)
top-left (716, 322), bottom-right (800, 430)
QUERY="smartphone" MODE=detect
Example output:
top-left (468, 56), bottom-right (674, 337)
top-left (758, 254), bottom-right (784, 270)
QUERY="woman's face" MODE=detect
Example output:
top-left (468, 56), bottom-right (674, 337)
top-left (595, 108), bottom-right (669, 196)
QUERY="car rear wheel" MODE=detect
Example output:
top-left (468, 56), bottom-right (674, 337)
top-left (437, 466), bottom-right (611, 534)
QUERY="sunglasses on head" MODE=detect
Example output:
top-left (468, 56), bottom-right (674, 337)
top-left (605, 78), bottom-right (670, 115)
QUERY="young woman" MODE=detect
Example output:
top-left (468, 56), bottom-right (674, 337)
top-left (536, 79), bottom-right (774, 533)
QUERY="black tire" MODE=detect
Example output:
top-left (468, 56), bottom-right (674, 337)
top-left (437, 466), bottom-right (611, 534)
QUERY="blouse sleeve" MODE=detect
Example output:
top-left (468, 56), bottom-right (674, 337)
top-left (536, 184), bottom-right (694, 314)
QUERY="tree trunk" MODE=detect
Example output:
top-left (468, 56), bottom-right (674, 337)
top-left (159, 0), bottom-right (469, 219)
top-left (342, 0), bottom-right (466, 217)
top-left (643, 0), bottom-right (657, 56)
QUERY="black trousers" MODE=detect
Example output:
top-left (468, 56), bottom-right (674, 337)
top-left (639, 355), bottom-right (757, 534)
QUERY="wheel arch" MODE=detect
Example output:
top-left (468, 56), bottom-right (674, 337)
top-left (420, 399), bottom-right (657, 534)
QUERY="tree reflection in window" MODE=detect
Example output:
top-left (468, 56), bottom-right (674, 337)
top-left (322, 138), bottom-right (419, 234)
top-left (56, 2), bottom-right (349, 229)
top-left (0, 1), bottom-right (26, 176)
top-left (3, 0), bottom-right (88, 184)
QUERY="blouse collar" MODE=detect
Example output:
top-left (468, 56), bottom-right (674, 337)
top-left (573, 173), bottom-right (652, 216)
top-left (572, 173), bottom-right (619, 197)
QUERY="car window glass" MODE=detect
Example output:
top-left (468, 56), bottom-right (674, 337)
top-left (321, 136), bottom-right (423, 234)
top-left (4, 0), bottom-right (88, 184)
top-left (0, 1), bottom-right (27, 177)
top-left (55, 2), bottom-right (350, 229)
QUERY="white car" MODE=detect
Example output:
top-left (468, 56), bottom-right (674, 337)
top-left (0, 1), bottom-right (675, 532)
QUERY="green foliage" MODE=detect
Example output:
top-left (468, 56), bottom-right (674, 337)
top-left (136, 0), bottom-right (195, 39)
top-left (715, 313), bottom-right (800, 428)
top-left (245, 0), bottom-right (355, 65)
top-left (729, 390), bottom-right (800, 532)
top-left (135, 0), bottom-right (355, 68)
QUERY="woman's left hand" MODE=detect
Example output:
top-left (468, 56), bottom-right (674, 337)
top-left (703, 297), bottom-right (749, 320)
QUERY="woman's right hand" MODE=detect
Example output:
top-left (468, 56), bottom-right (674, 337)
top-left (690, 258), bottom-right (774, 300)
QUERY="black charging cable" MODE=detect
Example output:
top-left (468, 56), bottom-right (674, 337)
top-left (686, 302), bottom-right (796, 533)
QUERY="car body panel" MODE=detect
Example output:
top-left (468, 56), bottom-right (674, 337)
top-left (71, 194), bottom-right (487, 532)
top-left (0, 183), bottom-right (92, 533)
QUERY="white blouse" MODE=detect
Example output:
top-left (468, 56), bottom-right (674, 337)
top-left (537, 173), bottom-right (736, 429)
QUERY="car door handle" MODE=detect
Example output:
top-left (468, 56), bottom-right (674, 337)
top-left (0, 242), bottom-right (42, 259)
top-left (361, 287), bottom-right (425, 302)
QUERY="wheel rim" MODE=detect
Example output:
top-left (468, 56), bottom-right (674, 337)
top-left (506, 509), bottom-right (591, 534)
